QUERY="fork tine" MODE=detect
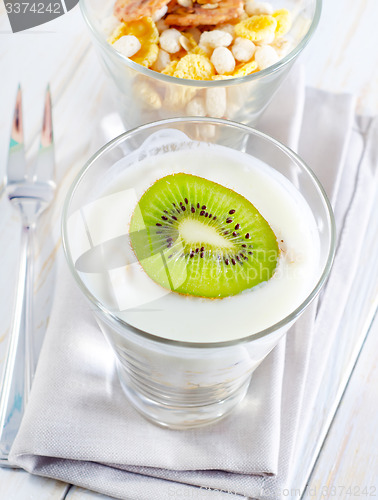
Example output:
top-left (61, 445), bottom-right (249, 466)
top-left (40, 84), bottom-right (53, 149)
top-left (7, 85), bottom-right (27, 184)
top-left (11, 85), bottom-right (24, 145)
top-left (33, 84), bottom-right (55, 185)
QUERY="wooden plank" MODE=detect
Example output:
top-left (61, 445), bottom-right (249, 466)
top-left (288, 160), bottom-right (378, 496)
top-left (0, 467), bottom-right (70, 500)
top-left (0, 6), bottom-right (92, 359)
top-left (0, 8), bottom-right (106, 499)
top-left (0, 11), bottom-right (105, 365)
top-left (303, 0), bottom-right (378, 115)
top-left (307, 313), bottom-right (378, 498)
top-left (65, 486), bottom-right (118, 500)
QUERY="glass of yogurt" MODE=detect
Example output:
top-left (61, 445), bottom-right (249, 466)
top-left (80, 0), bottom-right (321, 128)
top-left (62, 118), bottom-right (335, 429)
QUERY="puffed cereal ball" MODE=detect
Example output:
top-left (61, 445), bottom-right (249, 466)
top-left (152, 48), bottom-right (171, 72)
top-left (231, 37), bottom-right (256, 62)
top-left (271, 37), bottom-right (292, 57)
top-left (258, 31), bottom-right (275, 44)
top-left (135, 81), bottom-right (162, 109)
top-left (245, 1), bottom-right (274, 16)
top-left (102, 16), bottom-right (121, 37)
top-left (199, 30), bottom-right (233, 49)
top-left (254, 45), bottom-right (279, 69)
top-left (211, 47), bottom-right (236, 75)
top-left (219, 24), bottom-right (235, 38)
top-left (205, 87), bottom-right (227, 118)
top-left (160, 28), bottom-right (182, 53)
top-left (199, 124), bottom-right (216, 139)
top-left (113, 35), bottom-right (141, 58)
top-left (186, 97), bottom-right (206, 116)
top-left (152, 5), bottom-right (168, 22)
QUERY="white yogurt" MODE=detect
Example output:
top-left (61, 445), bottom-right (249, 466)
top-left (71, 137), bottom-right (320, 343)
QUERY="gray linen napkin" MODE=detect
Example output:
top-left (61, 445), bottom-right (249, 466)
top-left (9, 66), bottom-right (378, 499)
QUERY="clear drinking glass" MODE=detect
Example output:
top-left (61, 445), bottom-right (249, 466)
top-left (62, 118), bottom-right (335, 429)
top-left (80, 0), bottom-right (321, 128)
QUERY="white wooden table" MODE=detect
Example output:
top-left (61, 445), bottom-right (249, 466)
top-left (0, 0), bottom-right (377, 498)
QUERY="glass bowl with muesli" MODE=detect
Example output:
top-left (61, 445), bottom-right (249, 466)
top-left (80, 0), bottom-right (321, 129)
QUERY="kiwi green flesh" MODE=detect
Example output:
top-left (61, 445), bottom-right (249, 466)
top-left (130, 173), bottom-right (279, 298)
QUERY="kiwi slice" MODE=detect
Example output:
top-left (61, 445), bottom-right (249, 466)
top-left (130, 173), bottom-right (279, 298)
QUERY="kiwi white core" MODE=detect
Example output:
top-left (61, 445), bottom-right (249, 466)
top-left (178, 218), bottom-right (234, 250)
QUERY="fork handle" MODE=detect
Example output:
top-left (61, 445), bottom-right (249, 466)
top-left (0, 224), bottom-right (35, 465)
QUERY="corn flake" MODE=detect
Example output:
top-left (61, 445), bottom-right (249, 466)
top-left (109, 17), bottom-right (159, 66)
top-left (190, 45), bottom-right (211, 58)
top-left (232, 60), bottom-right (258, 77)
top-left (211, 74), bottom-right (234, 80)
top-left (161, 60), bottom-right (179, 76)
top-left (131, 42), bottom-right (159, 67)
top-left (234, 14), bottom-right (277, 42)
top-left (173, 54), bottom-right (215, 80)
top-left (108, 24), bottom-right (123, 44)
top-left (109, 17), bottom-right (158, 43)
top-left (273, 9), bottom-right (292, 37)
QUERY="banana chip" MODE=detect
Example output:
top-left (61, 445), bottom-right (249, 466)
top-left (165, 0), bottom-right (243, 27)
top-left (180, 32), bottom-right (197, 52)
top-left (179, 32), bottom-right (211, 57)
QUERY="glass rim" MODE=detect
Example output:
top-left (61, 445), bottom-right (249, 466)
top-left (79, 0), bottom-right (322, 88)
top-left (62, 116), bottom-right (336, 349)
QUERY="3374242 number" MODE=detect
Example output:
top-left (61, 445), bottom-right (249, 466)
top-left (5, 3), bottom-right (63, 14)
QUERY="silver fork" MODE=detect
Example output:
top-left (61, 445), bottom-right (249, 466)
top-left (0, 85), bottom-right (55, 466)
